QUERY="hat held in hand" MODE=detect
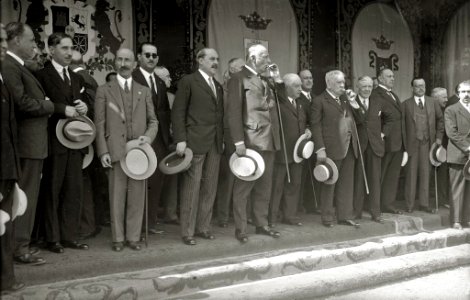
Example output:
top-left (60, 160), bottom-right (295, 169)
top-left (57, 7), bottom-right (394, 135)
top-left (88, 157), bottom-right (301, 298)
top-left (313, 157), bottom-right (338, 185)
top-left (56, 116), bottom-right (96, 149)
top-left (120, 139), bottom-right (157, 180)
top-left (229, 149), bottom-right (265, 181)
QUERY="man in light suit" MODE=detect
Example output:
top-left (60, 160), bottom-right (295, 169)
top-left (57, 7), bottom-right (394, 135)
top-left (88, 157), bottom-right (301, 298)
top-left (95, 48), bottom-right (158, 251)
top-left (311, 70), bottom-right (359, 227)
top-left (132, 43), bottom-right (173, 231)
top-left (3, 22), bottom-right (61, 265)
top-left (444, 80), bottom-right (470, 230)
top-left (36, 32), bottom-right (89, 253)
top-left (227, 44), bottom-right (282, 243)
top-left (269, 73), bottom-right (311, 227)
top-left (351, 76), bottom-right (385, 223)
top-left (403, 78), bottom-right (444, 213)
top-left (371, 68), bottom-right (407, 214)
top-left (172, 48), bottom-right (224, 246)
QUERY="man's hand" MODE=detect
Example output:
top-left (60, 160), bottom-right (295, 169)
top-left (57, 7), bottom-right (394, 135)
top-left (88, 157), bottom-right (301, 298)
top-left (436, 138), bottom-right (442, 145)
top-left (100, 153), bottom-right (112, 168)
top-left (74, 99), bottom-right (88, 116)
top-left (345, 89), bottom-right (359, 109)
top-left (176, 141), bottom-right (187, 156)
top-left (316, 149), bottom-right (327, 163)
top-left (235, 143), bottom-right (246, 156)
top-left (138, 135), bottom-right (151, 145)
top-left (304, 128), bottom-right (312, 139)
top-left (401, 151), bottom-right (408, 167)
top-left (65, 106), bottom-right (79, 118)
top-left (381, 133), bottom-right (385, 140)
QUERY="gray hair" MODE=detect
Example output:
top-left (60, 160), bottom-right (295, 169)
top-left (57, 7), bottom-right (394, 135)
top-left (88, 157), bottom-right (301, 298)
top-left (283, 73), bottom-right (301, 87)
top-left (325, 70), bottom-right (344, 88)
top-left (431, 87), bottom-right (447, 97)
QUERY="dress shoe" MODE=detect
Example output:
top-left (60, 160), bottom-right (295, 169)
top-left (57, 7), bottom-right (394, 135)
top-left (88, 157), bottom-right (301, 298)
top-left (218, 222), bottom-right (228, 228)
top-left (283, 220), bottom-right (303, 226)
top-left (443, 204), bottom-right (450, 209)
top-left (268, 223), bottom-right (276, 228)
top-left (322, 222), bottom-right (334, 228)
top-left (148, 228), bottom-right (165, 234)
top-left (14, 253), bottom-right (46, 266)
top-left (182, 236), bottom-right (196, 245)
top-left (1, 282), bottom-right (25, 295)
top-left (371, 216), bottom-right (385, 224)
top-left (29, 247), bottom-right (40, 256)
top-left (195, 231), bottom-right (215, 240)
top-left (61, 240), bottom-right (89, 250)
top-left (418, 206), bottom-right (436, 214)
top-left (452, 223), bottom-right (463, 230)
top-left (112, 242), bottom-right (123, 252)
top-left (338, 219), bottom-right (360, 228)
top-left (255, 226), bottom-right (280, 238)
top-left (47, 242), bottom-right (64, 253)
top-left (383, 208), bottom-right (403, 215)
top-left (235, 229), bottom-right (248, 244)
top-left (126, 241), bottom-right (141, 251)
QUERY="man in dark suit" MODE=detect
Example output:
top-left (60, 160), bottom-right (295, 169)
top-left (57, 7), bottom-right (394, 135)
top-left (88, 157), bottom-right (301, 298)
top-left (351, 76), bottom-right (385, 223)
top-left (36, 32), bottom-right (89, 253)
top-left (95, 48), bottom-right (158, 251)
top-left (227, 44), bottom-right (282, 243)
top-left (444, 80), bottom-right (470, 230)
top-left (431, 87), bottom-right (450, 208)
top-left (297, 69), bottom-right (319, 214)
top-left (403, 78), bottom-right (444, 213)
top-left (311, 70), bottom-right (359, 227)
top-left (372, 68), bottom-right (407, 214)
top-left (269, 73), bottom-right (310, 226)
top-left (0, 22), bottom-right (25, 294)
top-left (3, 22), bottom-right (68, 265)
top-left (172, 48), bottom-right (224, 245)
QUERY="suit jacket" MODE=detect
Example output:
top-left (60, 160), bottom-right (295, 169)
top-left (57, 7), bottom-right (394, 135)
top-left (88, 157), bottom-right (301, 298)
top-left (297, 92), bottom-right (313, 126)
top-left (371, 86), bottom-right (407, 152)
top-left (227, 66), bottom-right (281, 152)
top-left (94, 79), bottom-right (158, 162)
top-left (36, 61), bottom-right (87, 155)
top-left (74, 68), bottom-right (98, 119)
top-left (403, 95), bottom-right (444, 156)
top-left (0, 80), bottom-right (20, 180)
top-left (275, 87), bottom-right (309, 164)
top-left (2, 54), bottom-right (56, 159)
top-left (445, 101), bottom-right (470, 165)
top-left (133, 68), bottom-right (172, 148)
top-left (352, 95), bottom-right (385, 157)
top-left (311, 90), bottom-right (358, 160)
top-left (172, 70), bottom-right (224, 155)
top-left (442, 95), bottom-right (459, 149)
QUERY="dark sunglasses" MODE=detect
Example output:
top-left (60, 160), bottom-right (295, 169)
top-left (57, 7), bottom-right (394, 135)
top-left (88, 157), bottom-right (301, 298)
top-left (143, 53), bottom-right (158, 59)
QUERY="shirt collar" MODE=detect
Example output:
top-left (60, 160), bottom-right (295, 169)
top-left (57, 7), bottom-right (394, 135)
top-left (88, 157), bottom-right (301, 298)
top-left (139, 67), bottom-right (154, 80)
top-left (0, 72), bottom-right (3, 82)
top-left (326, 89), bottom-right (339, 100)
top-left (358, 95), bottom-right (368, 103)
top-left (198, 69), bottom-right (212, 82)
top-left (7, 51), bottom-right (24, 66)
top-left (301, 90), bottom-right (311, 99)
top-left (244, 65), bottom-right (257, 76)
top-left (117, 74), bottom-right (132, 90)
top-left (288, 96), bottom-right (295, 103)
top-left (414, 95), bottom-right (425, 103)
top-left (378, 84), bottom-right (392, 92)
top-left (51, 59), bottom-right (68, 75)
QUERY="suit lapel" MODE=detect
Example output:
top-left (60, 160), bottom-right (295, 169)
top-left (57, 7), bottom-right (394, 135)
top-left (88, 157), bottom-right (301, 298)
top-left (109, 80), bottom-right (125, 118)
top-left (7, 55), bottom-right (46, 95)
top-left (194, 71), bottom-right (218, 102)
top-left (457, 101), bottom-right (470, 119)
top-left (325, 92), bottom-right (343, 113)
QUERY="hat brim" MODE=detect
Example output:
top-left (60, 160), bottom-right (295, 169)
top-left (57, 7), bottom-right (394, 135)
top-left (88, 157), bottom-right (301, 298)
top-left (120, 140), bottom-right (157, 180)
top-left (314, 157), bottom-right (338, 185)
top-left (229, 149), bottom-right (265, 181)
top-left (464, 160), bottom-right (470, 181)
top-left (429, 142), bottom-right (445, 167)
top-left (56, 116), bottom-right (96, 149)
top-left (159, 148), bottom-right (193, 175)
top-left (293, 133), bottom-right (314, 163)
top-left (82, 144), bottom-right (94, 169)
top-left (12, 183), bottom-right (27, 220)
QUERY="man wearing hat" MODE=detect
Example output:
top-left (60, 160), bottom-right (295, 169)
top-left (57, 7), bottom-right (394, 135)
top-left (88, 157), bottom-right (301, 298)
top-left (172, 48), bottom-right (224, 246)
top-left (95, 48), bottom-right (158, 251)
top-left (0, 22), bottom-right (25, 294)
top-left (269, 73), bottom-right (311, 227)
top-left (403, 78), bottom-right (444, 213)
top-left (227, 44), bottom-right (282, 242)
top-left (444, 80), bottom-right (470, 230)
top-left (36, 32), bottom-right (90, 253)
top-left (132, 43), bottom-right (174, 231)
top-left (311, 70), bottom-right (359, 227)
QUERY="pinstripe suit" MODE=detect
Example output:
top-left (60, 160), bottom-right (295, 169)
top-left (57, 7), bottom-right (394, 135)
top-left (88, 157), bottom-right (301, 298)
top-left (172, 70), bottom-right (224, 238)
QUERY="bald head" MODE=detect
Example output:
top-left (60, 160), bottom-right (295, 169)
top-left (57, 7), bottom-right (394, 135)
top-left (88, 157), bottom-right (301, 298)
top-left (283, 73), bottom-right (302, 99)
top-left (115, 48), bottom-right (136, 78)
top-left (155, 66), bottom-right (171, 88)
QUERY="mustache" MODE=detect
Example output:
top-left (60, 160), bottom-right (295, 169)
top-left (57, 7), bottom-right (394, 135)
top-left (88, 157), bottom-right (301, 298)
top-left (211, 64), bottom-right (218, 69)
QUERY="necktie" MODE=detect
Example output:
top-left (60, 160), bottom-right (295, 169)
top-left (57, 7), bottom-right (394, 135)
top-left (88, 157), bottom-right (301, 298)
top-left (209, 77), bottom-right (217, 97)
top-left (124, 80), bottom-right (130, 93)
top-left (149, 75), bottom-right (157, 96)
top-left (307, 93), bottom-right (311, 101)
top-left (291, 99), bottom-right (297, 109)
top-left (63, 68), bottom-right (70, 86)
top-left (418, 98), bottom-right (424, 109)
top-left (387, 91), bottom-right (396, 102)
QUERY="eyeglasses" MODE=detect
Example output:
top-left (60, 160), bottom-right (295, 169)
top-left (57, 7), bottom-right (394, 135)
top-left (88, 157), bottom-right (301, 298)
top-left (143, 53), bottom-right (158, 59)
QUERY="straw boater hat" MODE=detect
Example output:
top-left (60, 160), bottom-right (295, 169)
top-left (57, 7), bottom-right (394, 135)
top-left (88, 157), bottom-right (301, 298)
top-left (82, 144), bottom-right (94, 169)
top-left (159, 148), bottom-right (193, 175)
top-left (229, 149), bottom-right (265, 181)
top-left (0, 210), bottom-right (10, 236)
top-left (120, 139), bottom-right (158, 180)
top-left (56, 116), bottom-right (96, 149)
top-left (12, 183), bottom-right (27, 220)
top-left (313, 157), bottom-right (339, 185)
top-left (293, 133), bottom-right (314, 163)
top-left (429, 142), bottom-right (447, 167)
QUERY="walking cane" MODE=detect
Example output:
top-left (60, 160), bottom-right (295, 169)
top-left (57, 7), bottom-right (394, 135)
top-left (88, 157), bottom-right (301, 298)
top-left (354, 123), bottom-right (369, 195)
top-left (145, 179), bottom-right (148, 248)
top-left (308, 164), bottom-right (319, 210)
top-left (434, 167), bottom-right (439, 213)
